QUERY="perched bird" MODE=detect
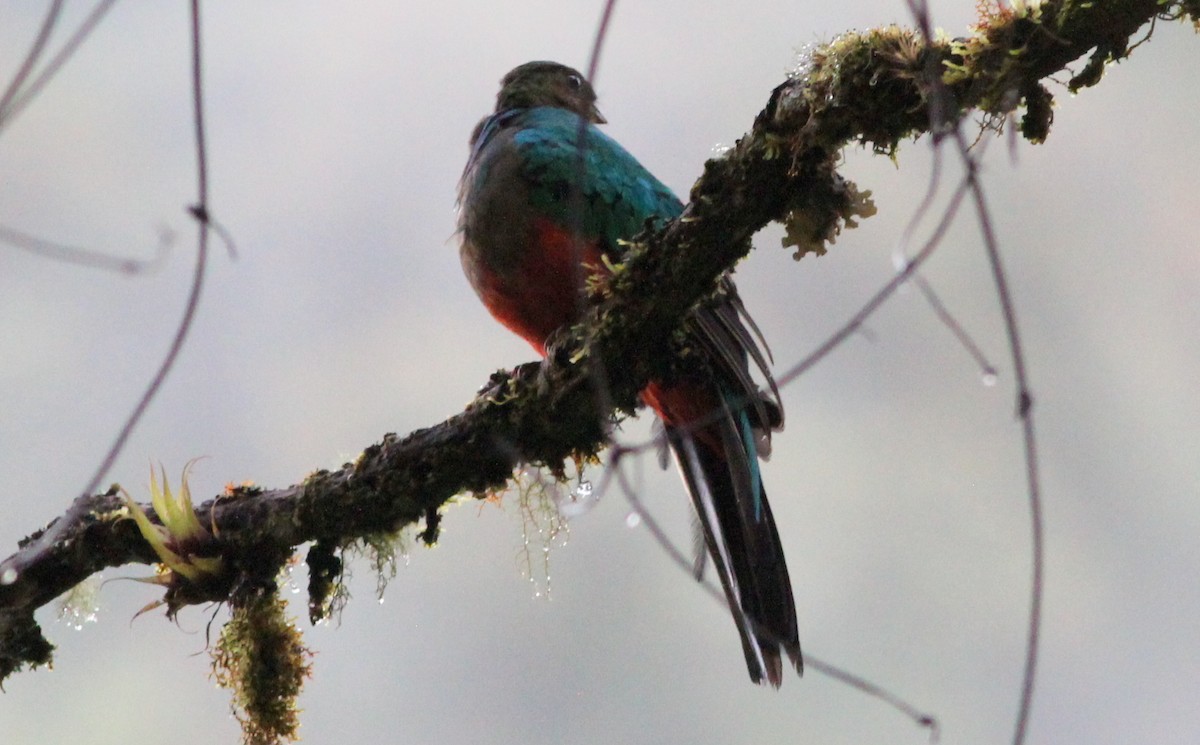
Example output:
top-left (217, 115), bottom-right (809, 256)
top-left (457, 61), bottom-right (801, 686)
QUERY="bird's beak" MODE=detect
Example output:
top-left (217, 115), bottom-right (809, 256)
top-left (590, 104), bottom-right (607, 124)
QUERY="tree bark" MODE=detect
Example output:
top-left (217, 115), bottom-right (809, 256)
top-left (1, 0), bottom-right (1191, 683)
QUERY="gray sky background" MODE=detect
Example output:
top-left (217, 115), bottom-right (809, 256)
top-left (1, 3), bottom-right (1198, 744)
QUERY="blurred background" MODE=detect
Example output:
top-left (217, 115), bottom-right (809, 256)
top-left (1, 2), bottom-right (1197, 743)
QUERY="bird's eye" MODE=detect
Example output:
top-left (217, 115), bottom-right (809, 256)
top-left (566, 74), bottom-right (583, 90)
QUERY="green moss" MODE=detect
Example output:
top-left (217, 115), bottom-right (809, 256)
top-left (329, 526), bottom-right (415, 612)
top-left (211, 589), bottom-right (312, 745)
top-left (304, 540), bottom-right (342, 625)
top-left (363, 529), bottom-right (407, 598)
top-left (0, 612), bottom-right (54, 684)
top-left (790, 26), bottom-right (932, 153)
top-left (1183, 0), bottom-right (1200, 29)
top-left (1020, 82), bottom-right (1054, 143)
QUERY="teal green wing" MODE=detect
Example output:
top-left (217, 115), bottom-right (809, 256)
top-left (512, 106), bottom-right (683, 251)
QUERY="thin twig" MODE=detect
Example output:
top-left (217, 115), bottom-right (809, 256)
top-left (0, 1), bottom-right (181, 276)
top-left (0, 0), bottom-right (120, 134)
top-left (615, 454), bottom-right (938, 733)
top-left (952, 128), bottom-right (1043, 745)
top-left (906, 5), bottom-right (1043, 739)
top-left (567, 0), bottom-right (621, 447)
top-left (805, 657), bottom-right (941, 742)
top-left (0, 0), bottom-right (64, 120)
top-left (0, 0), bottom-right (213, 585)
top-left (0, 222), bottom-right (168, 274)
top-left (912, 274), bottom-right (997, 380)
top-left (776, 172), bottom-right (973, 390)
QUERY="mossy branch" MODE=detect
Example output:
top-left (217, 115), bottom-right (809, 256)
top-left (1, 0), bottom-right (1193, 689)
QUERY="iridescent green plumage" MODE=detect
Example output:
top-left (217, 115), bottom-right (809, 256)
top-left (457, 61), bottom-right (801, 686)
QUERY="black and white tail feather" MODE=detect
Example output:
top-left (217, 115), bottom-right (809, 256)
top-left (663, 281), bottom-right (802, 687)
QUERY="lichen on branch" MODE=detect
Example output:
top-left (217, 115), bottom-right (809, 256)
top-left (0, 0), bottom-right (1193, 688)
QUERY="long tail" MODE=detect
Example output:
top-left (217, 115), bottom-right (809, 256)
top-left (661, 387), bottom-right (802, 687)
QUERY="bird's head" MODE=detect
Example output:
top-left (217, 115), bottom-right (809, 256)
top-left (494, 61), bottom-right (606, 124)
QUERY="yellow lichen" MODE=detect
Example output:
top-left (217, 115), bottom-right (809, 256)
top-left (782, 177), bottom-right (877, 260)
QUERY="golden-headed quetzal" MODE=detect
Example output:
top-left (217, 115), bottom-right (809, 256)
top-left (457, 61), bottom-right (801, 686)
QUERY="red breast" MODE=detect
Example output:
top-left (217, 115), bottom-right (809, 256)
top-left (473, 217), bottom-right (605, 354)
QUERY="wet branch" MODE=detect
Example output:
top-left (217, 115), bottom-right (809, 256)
top-left (0, 0), bottom-right (1190, 683)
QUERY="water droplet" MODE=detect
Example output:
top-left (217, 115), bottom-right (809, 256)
top-left (559, 478), bottom-right (599, 517)
top-left (68, 609), bottom-right (98, 631)
top-left (1, 567), bottom-right (16, 585)
top-left (378, 596), bottom-right (386, 605)
top-left (57, 586), bottom-right (100, 631)
top-left (625, 512), bottom-right (642, 528)
top-left (280, 563), bottom-right (304, 593)
top-left (981, 370), bottom-right (999, 387)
